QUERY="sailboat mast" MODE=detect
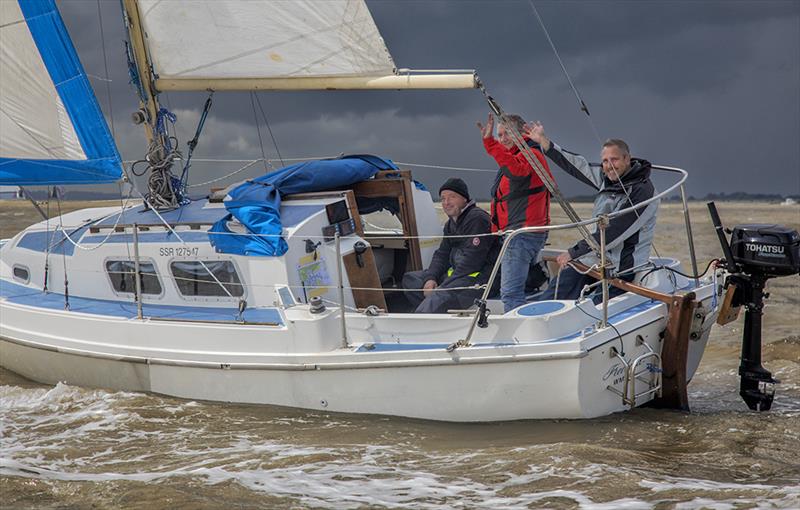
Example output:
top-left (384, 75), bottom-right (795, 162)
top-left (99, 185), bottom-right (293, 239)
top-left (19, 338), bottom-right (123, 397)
top-left (121, 0), bottom-right (161, 150)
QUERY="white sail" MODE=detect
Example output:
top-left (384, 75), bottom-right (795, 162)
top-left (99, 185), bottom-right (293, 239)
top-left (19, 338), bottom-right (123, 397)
top-left (138, 0), bottom-right (394, 79)
top-left (0, 1), bottom-right (83, 161)
top-left (134, 0), bottom-right (475, 91)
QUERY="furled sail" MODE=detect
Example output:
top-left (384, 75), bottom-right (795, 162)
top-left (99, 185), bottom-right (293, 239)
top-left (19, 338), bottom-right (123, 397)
top-left (0, 0), bottom-right (121, 185)
top-left (133, 0), bottom-right (476, 91)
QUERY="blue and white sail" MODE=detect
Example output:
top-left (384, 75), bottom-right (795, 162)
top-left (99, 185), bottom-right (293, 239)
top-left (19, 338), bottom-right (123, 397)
top-left (0, 0), bottom-right (121, 185)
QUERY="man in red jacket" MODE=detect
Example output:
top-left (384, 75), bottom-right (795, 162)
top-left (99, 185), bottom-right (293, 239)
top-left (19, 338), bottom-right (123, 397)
top-left (479, 113), bottom-right (553, 312)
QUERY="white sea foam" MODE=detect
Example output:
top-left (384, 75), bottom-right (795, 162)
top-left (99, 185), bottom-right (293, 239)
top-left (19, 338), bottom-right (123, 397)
top-left (2, 380), bottom-right (798, 509)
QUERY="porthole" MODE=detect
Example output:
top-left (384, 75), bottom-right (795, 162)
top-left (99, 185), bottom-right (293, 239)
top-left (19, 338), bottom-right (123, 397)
top-left (12, 265), bottom-right (30, 284)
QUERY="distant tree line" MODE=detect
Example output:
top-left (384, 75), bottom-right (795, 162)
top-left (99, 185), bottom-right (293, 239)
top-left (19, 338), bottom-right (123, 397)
top-left (9, 188), bottom-right (800, 203)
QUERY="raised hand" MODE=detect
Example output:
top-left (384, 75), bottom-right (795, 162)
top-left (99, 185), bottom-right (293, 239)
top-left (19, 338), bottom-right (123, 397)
top-left (477, 113), bottom-right (495, 139)
top-left (524, 121), bottom-right (550, 151)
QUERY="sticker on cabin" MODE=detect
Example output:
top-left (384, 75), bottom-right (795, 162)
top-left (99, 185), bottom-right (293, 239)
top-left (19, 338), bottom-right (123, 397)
top-left (297, 254), bottom-right (332, 299)
top-left (419, 237), bottom-right (441, 249)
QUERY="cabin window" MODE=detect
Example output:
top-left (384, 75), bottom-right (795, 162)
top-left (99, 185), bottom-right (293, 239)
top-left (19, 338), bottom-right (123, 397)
top-left (106, 260), bottom-right (162, 295)
top-left (12, 265), bottom-right (30, 284)
top-left (170, 260), bottom-right (244, 298)
top-left (277, 286), bottom-right (297, 308)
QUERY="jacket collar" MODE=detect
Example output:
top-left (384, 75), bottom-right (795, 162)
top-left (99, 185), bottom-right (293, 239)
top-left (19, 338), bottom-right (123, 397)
top-left (508, 137), bottom-right (539, 154)
top-left (450, 200), bottom-right (476, 224)
top-left (603, 158), bottom-right (652, 191)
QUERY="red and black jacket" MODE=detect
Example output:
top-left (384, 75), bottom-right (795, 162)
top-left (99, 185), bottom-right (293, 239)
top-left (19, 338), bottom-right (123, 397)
top-left (484, 137), bottom-right (552, 232)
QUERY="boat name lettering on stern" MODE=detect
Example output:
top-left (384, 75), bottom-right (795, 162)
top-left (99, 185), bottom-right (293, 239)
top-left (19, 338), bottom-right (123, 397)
top-left (602, 363), bottom-right (626, 386)
top-left (159, 247), bottom-right (199, 257)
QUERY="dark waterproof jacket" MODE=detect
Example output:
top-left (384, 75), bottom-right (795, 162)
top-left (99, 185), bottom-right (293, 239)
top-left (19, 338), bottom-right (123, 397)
top-left (544, 142), bottom-right (659, 273)
top-left (421, 202), bottom-right (500, 286)
top-left (484, 137), bottom-right (553, 232)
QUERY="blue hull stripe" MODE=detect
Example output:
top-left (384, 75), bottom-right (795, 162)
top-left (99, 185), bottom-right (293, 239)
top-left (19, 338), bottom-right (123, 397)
top-left (81, 231), bottom-right (210, 244)
top-left (0, 280), bottom-right (284, 325)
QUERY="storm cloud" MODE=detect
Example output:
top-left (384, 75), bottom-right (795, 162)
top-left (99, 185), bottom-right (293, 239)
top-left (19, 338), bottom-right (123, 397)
top-left (57, 0), bottom-right (799, 199)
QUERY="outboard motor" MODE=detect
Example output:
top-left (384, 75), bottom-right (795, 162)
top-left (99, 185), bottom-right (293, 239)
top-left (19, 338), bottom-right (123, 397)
top-left (708, 202), bottom-right (800, 411)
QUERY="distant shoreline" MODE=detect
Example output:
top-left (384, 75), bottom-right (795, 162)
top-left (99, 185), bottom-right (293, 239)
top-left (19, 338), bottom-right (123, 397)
top-left (1, 196), bottom-right (798, 205)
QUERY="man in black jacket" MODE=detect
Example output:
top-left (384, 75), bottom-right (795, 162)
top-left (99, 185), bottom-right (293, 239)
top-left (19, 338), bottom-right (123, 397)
top-left (402, 178), bottom-right (500, 313)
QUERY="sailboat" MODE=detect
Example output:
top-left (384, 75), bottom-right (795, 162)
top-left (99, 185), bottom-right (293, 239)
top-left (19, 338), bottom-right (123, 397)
top-left (2, 0), bottom-right (780, 421)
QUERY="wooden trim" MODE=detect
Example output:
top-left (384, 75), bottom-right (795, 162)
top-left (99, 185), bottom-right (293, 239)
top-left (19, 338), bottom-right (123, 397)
top-left (283, 190), bottom-right (350, 201)
top-left (555, 259), bottom-right (676, 304)
top-left (352, 172), bottom-right (423, 271)
top-left (342, 191), bottom-right (364, 237)
top-left (343, 250), bottom-right (387, 310)
top-left (716, 283), bottom-right (740, 325)
top-left (651, 293), bottom-right (697, 411)
top-left (400, 177), bottom-right (423, 271)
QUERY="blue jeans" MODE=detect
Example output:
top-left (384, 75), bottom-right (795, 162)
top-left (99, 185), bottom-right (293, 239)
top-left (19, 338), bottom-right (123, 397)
top-left (500, 231), bottom-right (547, 312)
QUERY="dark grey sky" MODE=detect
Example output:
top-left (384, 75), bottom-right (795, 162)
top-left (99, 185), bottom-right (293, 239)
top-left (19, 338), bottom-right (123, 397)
top-left (59, 0), bottom-right (800, 199)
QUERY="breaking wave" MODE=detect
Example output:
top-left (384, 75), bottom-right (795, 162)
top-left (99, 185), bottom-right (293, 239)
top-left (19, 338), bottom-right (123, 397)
top-left (2, 381), bottom-right (799, 509)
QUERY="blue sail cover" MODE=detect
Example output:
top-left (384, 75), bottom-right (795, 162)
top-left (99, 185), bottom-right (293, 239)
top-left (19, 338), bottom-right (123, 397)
top-left (0, 0), bottom-right (122, 185)
top-left (209, 155), bottom-right (397, 256)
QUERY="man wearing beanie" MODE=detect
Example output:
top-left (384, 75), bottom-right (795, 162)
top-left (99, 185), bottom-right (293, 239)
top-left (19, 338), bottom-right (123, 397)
top-left (479, 113), bottom-right (553, 312)
top-left (402, 178), bottom-right (499, 313)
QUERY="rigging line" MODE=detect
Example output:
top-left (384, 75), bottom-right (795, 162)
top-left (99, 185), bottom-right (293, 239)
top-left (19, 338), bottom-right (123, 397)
top-left (87, 74), bottom-right (113, 82)
top-left (180, 92), bottom-right (214, 187)
top-left (187, 158), bottom-right (263, 188)
top-left (128, 187), bottom-right (237, 300)
top-left (117, 181), bottom-right (133, 261)
top-left (54, 191), bottom-right (70, 310)
top-left (395, 161), bottom-right (496, 173)
top-left (254, 92), bottom-right (285, 168)
top-left (528, 2), bottom-right (660, 262)
top-left (604, 162), bottom-right (664, 261)
top-left (529, 0), bottom-right (661, 262)
top-left (478, 83), bottom-right (600, 254)
top-left (249, 92), bottom-right (270, 173)
top-left (96, 0), bottom-right (116, 138)
top-left (186, 159), bottom-right (495, 189)
top-left (58, 192), bottom-right (137, 251)
top-left (527, 0), bottom-right (603, 144)
top-left (43, 193), bottom-right (51, 292)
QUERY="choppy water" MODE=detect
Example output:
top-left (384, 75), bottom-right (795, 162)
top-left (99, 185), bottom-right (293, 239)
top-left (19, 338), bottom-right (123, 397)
top-left (2, 201), bottom-right (799, 508)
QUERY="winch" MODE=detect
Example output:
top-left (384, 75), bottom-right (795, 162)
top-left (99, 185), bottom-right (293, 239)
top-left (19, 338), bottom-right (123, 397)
top-left (708, 202), bottom-right (800, 411)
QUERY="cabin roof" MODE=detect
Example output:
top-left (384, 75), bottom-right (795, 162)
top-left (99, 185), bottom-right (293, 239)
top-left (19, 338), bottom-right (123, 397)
top-left (93, 199), bottom-right (325, 229)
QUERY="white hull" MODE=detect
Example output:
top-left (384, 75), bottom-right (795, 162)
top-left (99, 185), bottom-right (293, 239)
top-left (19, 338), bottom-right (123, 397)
top-left (0, 280), bottom-right (717, 421)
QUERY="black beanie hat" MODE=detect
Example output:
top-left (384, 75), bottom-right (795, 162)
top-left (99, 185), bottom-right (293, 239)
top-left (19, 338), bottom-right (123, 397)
top-left (439, 177), bottom-right (470, 201)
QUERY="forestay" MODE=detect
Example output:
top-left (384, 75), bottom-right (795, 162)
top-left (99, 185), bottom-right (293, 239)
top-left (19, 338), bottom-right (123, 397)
top-left (0, 0), bottom-right (121, 185)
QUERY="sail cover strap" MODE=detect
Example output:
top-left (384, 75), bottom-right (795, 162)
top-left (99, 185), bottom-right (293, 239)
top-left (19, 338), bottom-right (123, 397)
top-left (0, 0), bottom-right (122, 185)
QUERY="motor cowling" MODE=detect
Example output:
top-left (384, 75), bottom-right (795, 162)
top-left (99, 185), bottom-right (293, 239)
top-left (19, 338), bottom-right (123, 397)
top-left (729, 224), bottom-right (800, 277)
top-left (707, 203), bottom-right (800, 412)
